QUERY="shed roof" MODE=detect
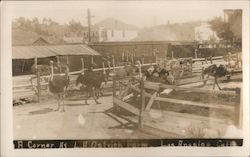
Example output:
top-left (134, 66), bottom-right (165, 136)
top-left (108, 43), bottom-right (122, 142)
top-left (12, 44), bottom-right (100, 59)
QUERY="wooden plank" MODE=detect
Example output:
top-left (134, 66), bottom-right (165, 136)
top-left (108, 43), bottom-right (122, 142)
top-left (158, 82), bottom-right (237, 96)
top-left (113, 97), bottom-right (140, 116)
top-left (192, 56), bottom-right (223, 61)
top-left (155, 97), bottom-right (234, 110)
top-left (139, 79), bottom-right (146, 128)
top-left (130, 85), bottom-right (152, 98)
top-left (118, 83), bottom-right (131, 99)
top-left (145, 92), bottom-right (157, 111)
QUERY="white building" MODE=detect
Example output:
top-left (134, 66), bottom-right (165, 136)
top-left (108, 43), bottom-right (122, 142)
top-left (195, 22), bottom-right (219, 43)
top-left (105, 29), bottom-right (138, 42)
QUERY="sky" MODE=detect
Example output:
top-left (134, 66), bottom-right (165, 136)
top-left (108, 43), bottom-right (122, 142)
top-left (8, 1), bottom-right (242, 28)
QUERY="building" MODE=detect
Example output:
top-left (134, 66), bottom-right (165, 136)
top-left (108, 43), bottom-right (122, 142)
top-left (194, 22), bottom-right (219, 44)
top-left (81, 18), bottom-right (138, 43)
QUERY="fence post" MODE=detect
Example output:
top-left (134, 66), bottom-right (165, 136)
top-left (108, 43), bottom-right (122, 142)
top-left (234, 89), bottom-right (242, 128)
top-left (113, 76), bottom-right (117, 112)
top-left (81, 58), bottom-right (85, 74)
top-left (138, 78), bottom-right (145, 129)
top-left (190, 58), bottom-right (193, 76)
top-left (91, 55), bottom-right (94, 65)
top-left (113, 76), bottom-right (116, 97)
top-left (56, 56), bottom-right (62, 72)
top-left (102, 62), bottom-right (106, 74)
top-left (34, 57), bottom-right (41, 103)
top-left (194, 48), bottom-right (198, 59)
top-left (210, 56), bottom-right (213, 64)
top-left (112, 55), bottom-right (115, 72)
top-left (171, 50), bottom-right (174, 59)
top-left (142, 56), bottom-right (144, 65)
top-left (66, 56), bottom-right (69, 64)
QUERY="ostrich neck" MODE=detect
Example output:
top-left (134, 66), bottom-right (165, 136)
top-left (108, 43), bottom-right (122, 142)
top-left (50, 65), bottom-right (54, 81)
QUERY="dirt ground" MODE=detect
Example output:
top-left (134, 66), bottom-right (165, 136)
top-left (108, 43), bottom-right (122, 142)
top-left (13, 96), bottom-right (158, 140)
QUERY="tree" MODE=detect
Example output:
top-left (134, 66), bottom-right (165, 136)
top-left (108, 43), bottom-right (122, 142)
top-left (67, 19), bottom-right (84, 37)
top-left (209, 9), bottom-right (242, 47)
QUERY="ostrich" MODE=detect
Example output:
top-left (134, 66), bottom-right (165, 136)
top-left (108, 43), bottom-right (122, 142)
top-left (49, 61), bottom-right (70, 112)
top-left (202, 64), bottom-right (232, 90)
top-left (76, 67), bottom-right (108, 105)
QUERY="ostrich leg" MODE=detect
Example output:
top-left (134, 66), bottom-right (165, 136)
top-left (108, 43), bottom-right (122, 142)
top-left (92, 87), bottom-right (101, 104)
top-left (61, 93), bottom-right (65, 112)
top-left (215, 77), bottom-right (221, 90)
top-left (55, 94), bottom-right (60, 111)
top-left (213, 78), bottom-right (216, 90)
top-left (84, 86), bottom-right (90, 105)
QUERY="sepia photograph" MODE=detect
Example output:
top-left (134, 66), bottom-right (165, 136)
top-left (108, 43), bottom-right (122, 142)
top-left (1, 0), bottom-right (249, 156)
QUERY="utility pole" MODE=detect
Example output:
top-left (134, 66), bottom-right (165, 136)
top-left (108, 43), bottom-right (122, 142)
top-left (87, 8), bottom-right (94, 43)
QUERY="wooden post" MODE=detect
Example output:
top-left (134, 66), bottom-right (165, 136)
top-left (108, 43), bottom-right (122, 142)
top-left (131, 53), bottom-right (134, 64)
top-left (138, 78), bottom-right (145, 129)
top-left (234, 89), bottom-right (242, 128)
top-left (56, 56), bottom-right (61, 72)
top-left (126, 51), bottom-right (129, 62)
top-left (122, 51), bottom-right (125, 61)
top-left (171, 50), bottom-right (174, 59)
top-left (194, 49), bottom-right (198, 59)
top-left (107, 61), bottom-right (111, 71)
top-left (210, 56), bottom-right (213, 64)
top-left (66, 56), bottom-right (69, 65)
top-left (81, 58), bottom-right (85, 74)
top-left (236, 52), bottom-right (239, 68)
top-left (91, 55), bottom-right (94, 65)
top-left (165, 50), bottom-right (168, 60)
top-left (113, 76), bottom-right (117, 112)
top-left (190, 58), bottom-right (193, 76)
top-left (205, 57), bottom-right (208, 64)
top-left (34, 57), bottom-right (41, 103)
top-left (142, 56), bottom-right (144, 65)
top-left (112, 55), bottom-right (115, 72)
top-left (138, 61), bottom-right (142, 79)
top-left (102, 62), bottom-right (106, 74)
top-left (113, 76), bottom-right (116, 97)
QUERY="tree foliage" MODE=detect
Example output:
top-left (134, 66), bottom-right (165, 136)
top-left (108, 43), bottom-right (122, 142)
top-left (12, 17), bottom-right (85, 38)
top-left (209, 10), bottom-right (242, 45)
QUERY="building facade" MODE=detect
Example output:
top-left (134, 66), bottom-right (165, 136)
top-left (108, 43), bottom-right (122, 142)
top-left (81, 27), bottom-right (138, 42)
top-left (194, 22), bottom-right (219, 44)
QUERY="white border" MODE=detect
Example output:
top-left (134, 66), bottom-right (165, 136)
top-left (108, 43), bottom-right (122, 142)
top-left (1, 1), bottom-right (249, 157)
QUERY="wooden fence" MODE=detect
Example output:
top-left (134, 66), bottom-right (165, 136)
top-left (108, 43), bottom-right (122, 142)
top-left (112, 75), bottom-right (242, 136)
top-left (13, 54), bottom-right (242, 102)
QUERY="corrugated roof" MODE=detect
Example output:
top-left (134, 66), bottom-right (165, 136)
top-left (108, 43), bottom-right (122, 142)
top-left (12, 44), bottom-right (100, 59)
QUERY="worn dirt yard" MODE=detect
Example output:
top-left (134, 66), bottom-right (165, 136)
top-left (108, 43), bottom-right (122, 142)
top-left (13, 96), bottom-right (158, 140)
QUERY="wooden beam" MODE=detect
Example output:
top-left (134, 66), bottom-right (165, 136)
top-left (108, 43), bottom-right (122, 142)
top-left (143, 81), bottom-right (237, 96)
top-left (118, 82), bottom-right (131, 99)
top-left (113, 97), bottom-right (140, 116)
top-left (155, 97), bottom-right (234, 110)
top-left (139, 79), bottom-right (146, 129)
top-left (145, 92), bottom-right (157, 111)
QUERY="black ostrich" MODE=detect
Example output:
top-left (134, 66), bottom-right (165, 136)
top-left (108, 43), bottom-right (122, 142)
top-left (76, 68), bottom-right (108, 105)
top-left (49, 61), bottom-right (70, 112)
top-left (202, 64), bottom-right (232, 90)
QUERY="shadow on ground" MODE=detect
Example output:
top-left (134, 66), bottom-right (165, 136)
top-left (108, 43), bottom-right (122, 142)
top-left (29, 108), bottom-right (54, 115)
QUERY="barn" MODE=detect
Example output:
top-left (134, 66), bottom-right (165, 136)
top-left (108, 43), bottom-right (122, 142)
top-left (12, 44), bottom-right (101, 76)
